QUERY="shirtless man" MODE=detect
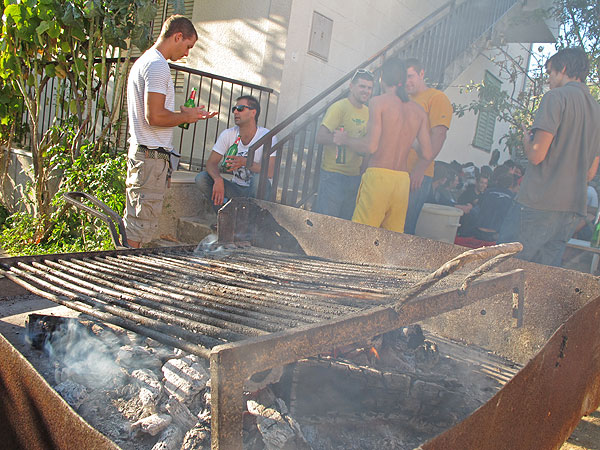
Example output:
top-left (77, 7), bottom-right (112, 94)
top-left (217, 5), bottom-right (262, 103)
top-left (335, 58), bottom-right (432, 232)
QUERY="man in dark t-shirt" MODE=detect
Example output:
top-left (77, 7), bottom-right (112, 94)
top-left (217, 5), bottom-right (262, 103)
top-left (499, 48), bottom-right (600, 266)
top-left (458, 174), bottom-right (489, 206)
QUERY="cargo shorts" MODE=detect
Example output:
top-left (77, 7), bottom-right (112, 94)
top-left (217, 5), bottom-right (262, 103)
top-left (123, 154), bottom-right (169, 244)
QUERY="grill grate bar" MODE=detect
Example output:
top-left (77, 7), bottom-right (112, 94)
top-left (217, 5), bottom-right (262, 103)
top-left (151, 251), bottom-right (399, 307)
top-left (19, 261), bottom-right (247, 342)
top-left (96, 254), bottom-right (332, 322)
top-left (57, 258), bottom-right (307, 330)
top-left (124, 253), bottom-right (364, 316)
top-left (6, 265), bottom-right (219, 355)
top-left (42, 259), bottom-right (278, 335)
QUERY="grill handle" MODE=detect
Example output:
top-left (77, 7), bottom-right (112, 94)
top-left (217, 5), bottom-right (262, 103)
top-left (63, 191), bottom-right (130, 249)
top-left (392, 242), bottom-right (523, 313)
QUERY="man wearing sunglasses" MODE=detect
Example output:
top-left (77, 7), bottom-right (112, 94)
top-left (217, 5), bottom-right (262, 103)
top-left (498, 47), bottom-right (600, 266)
top-left (125, 15), bottom-right (217, 248)
top-left (403, 58), bottom-right (453, 235)
top-left (195, 95), bottom-right (277, 214)
top-left (313, 69), bottom-right (374, 220)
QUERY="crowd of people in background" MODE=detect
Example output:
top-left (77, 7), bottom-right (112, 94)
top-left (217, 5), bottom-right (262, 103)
top-left (125, 15), bottom-right (600, 270)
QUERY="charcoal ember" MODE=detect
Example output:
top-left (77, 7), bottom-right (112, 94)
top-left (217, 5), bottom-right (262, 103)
top-left (116, 345), bottom-right (163, 372)
top-left (151, 424), bottom-right (183, 450)
top-left (245, 366), bottom-right (284, 392)
top-left (54, 379), bottom-right (88, 410)
top-left (246, 387), bottom-right (309, 450)
top-left (131, 368), bottom-right (162, 407)
top-left (180, 423), bottom-right (210, 450)
top-left (131, 413), bottom-right (172, 436)
top-left (414, 341), bottom-right (440, 369)
top-left (164, 396), bottom-right (197, 430)
top-left (162, 355), bottom-right (209, 404)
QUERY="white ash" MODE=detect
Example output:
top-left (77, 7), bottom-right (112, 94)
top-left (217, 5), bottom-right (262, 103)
top-left (117, 345), bottom-right (163, 372)
top-left (151, 424), bottom-right (184, 450)
top-left (162, 354), bottom-right (209, 404)
top-left (131, 368), bottom-right (162, 407)
top-left (54, 379), bottom-right (88, 410)
top-left (131, 413), bottom-right (172, 437)
top-left (247, 387), bottom-right (310, 450)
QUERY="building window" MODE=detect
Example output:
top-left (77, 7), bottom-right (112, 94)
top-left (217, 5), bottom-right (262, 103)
top-left (472, 70), bottom-right (502, 152)
top-left (308, 12), bottom-right (333, 61)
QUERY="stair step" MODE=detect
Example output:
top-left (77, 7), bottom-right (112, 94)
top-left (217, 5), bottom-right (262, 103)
top-left (177, 216), bottom-right (216, 244)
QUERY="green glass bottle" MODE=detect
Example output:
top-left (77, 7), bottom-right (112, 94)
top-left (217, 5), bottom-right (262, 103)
top-left (591, 217), bottom-right (600, 248)
top-left (220, 136), bottom-right (241, 170)
top-left (335, 127), bottom-right (346, 164)
top-left (179, 88), bottom-right (197, 129)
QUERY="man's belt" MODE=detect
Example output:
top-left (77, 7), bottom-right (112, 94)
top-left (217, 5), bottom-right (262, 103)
top-left (137, 144), bottom-right (170, 161)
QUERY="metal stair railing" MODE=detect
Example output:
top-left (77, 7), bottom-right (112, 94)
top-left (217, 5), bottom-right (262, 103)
top-left (250, 0), bottom-right (519, 208)
top-left (19, 59), bottom-right (274, 173)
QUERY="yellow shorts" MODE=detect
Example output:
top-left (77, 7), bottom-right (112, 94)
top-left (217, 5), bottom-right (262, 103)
top-left (352, 167), bottom-right (410, 233)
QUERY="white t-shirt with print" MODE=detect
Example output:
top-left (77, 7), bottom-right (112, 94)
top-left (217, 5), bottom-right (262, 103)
top-left (213, 126), bottom-right (277, 186)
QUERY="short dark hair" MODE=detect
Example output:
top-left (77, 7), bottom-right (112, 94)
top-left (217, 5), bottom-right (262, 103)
top-left (161, 15), bottom-right (198, 41)
top-left (546, 47), bottom-right (590, 82)
top-left (351, 68), bottom-right (375, 84)
top-left (492, 165), bottom-right (517, 190)
top-left (237, 95), bottom-right (261, 123)
top-left (381, 58), bottom-right (409, 102)
top-left (405, 58), bottom-right (424, 74)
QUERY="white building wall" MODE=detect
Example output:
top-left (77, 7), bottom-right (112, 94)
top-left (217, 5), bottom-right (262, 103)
top-left (441, 44), bottom-right (533, 167)
top-left (277, 0), bottom-right (440, 121)
top-left (187, 0), bottom-right (447, 126)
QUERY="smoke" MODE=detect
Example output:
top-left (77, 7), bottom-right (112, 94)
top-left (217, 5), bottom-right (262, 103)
top-left (44, 320), bottom-right (126, 390)
top-left (194, 233), bottom-right (225, 254)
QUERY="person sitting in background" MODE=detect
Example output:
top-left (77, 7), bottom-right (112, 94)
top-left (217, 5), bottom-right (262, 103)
top-left (572, 184), bottom-right (599, 241)
top-left (458, 173), bottom-right (489, 206)
top-left (431, 167), bottom-right (472, 214)
top-left (470, 165), bottom-right (518, 242)
top-left (480, 165), bottom-right (493, 180)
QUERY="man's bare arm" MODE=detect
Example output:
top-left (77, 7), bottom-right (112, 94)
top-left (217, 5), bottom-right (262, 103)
top-left (416, 115), bottom-right (433, 162)
top-left (410, 125), bottom-right (448, 190)
top-left (522, 127), bottom-right (554, 165)
top-left (364, 100), bottom-right (383, 154)
top-left (146, 92), bottom-right (216, 127)
top-left (316, 125), bottom-right (335, 146)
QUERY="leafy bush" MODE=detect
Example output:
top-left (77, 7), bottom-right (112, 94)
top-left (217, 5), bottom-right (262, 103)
top-left (0, 143), bottom-right (126, 256)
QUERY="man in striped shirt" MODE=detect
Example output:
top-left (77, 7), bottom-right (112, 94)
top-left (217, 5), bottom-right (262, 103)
top-left (125, 15), bottom-right (216, 248)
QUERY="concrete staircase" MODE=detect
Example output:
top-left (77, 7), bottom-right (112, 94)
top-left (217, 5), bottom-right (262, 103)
top-left (157, 171), bottom-right (216, 245)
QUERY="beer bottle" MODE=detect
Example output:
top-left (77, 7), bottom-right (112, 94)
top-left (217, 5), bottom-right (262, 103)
top-left (179, 88), bottom-right (197, 129)
top-left (591, 215), bottom-right (600, 248)
top-left (220, 136), bottom-right (241, 170)
top-left (335, 127), bottom-right (346, 164)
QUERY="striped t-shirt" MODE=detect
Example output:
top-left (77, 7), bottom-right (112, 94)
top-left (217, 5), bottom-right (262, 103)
top-left (127, 48), bottom-right (175, 157)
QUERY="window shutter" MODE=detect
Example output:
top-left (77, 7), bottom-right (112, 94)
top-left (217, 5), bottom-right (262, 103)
top-left (472, 71), bottom-right (502, 152)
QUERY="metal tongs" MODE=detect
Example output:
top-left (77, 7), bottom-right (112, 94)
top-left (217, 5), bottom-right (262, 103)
top-left (63, 192), bottom-right (130, 249)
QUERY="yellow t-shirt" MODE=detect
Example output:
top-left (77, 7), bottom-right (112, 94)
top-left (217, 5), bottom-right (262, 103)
top-left (321, 98), bottom-right (369, 176)
top-left (407, 88), bottom-right (453, 177)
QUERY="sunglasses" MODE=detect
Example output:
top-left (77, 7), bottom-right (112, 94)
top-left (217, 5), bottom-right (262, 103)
top-left (351, 68), bottom-right (375, 82)
top-left (231, 105), bottom-right (256, 113)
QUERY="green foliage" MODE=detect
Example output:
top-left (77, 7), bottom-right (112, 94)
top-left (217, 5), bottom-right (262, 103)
top-left (552, 0), bottom-right (600, 88)
top-left (453, 48), bottom-right (547, 161)
top-left (0, 142), bottom-right (126, 256)
top-left (0, 0), bottom-right (157, 255)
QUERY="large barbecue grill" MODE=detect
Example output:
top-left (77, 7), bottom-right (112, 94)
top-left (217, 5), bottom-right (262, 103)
top-left (2, 198), bottom-right (600, 450)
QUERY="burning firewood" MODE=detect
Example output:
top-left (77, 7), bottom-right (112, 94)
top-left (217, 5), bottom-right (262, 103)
top-left (162, 355), bottom-right (209, 404)
top-left (246, 387), bottom-right (310, 450)
top-left (131, 413), bottom-right (172, 436)
top-left (151, 424), bottom-right (184, 450)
